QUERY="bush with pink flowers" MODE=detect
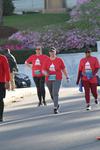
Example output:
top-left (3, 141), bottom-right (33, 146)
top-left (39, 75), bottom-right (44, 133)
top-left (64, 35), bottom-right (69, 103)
top-left (6, 27), bottom-right (100, 53)
top-left (1, 0), bottom-right (99, 54)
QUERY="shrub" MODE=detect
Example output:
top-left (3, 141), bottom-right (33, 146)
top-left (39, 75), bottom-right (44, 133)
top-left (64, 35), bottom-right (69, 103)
top-left (3, 0), bottom-right (14, 16)
top-left (7, 28), bottom-right (100, 53)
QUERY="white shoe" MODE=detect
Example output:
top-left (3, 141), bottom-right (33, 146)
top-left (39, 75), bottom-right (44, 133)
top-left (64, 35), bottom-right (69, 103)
top-left (86, 105), bottom-right (91, 110)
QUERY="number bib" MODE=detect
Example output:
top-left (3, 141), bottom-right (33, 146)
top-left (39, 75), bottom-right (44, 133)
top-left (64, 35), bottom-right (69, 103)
top-left (48, 75), bottom-right (56, 81)
top-left (85, 70), bottom-right (93, 79)
top-left (34, 70), bottom-right (41, 75)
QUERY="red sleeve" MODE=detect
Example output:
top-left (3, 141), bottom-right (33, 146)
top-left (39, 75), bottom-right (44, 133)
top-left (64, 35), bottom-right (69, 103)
top-left (79, 59), bottom-right (83, 71)
top-left (42, 59), bottom-right (48, 71)
top-left (60, 58), bottom-right (65, 70)
top-left (25, 55), bottom-right (34, 63)
top-left (3, 56), bottom-right (10, 82)
top-left (95, 57), bottom-right (100, 69)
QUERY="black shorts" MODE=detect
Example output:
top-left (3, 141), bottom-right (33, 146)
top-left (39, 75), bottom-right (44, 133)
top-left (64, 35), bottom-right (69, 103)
top-left (0, 83), bottom-right (6, 100)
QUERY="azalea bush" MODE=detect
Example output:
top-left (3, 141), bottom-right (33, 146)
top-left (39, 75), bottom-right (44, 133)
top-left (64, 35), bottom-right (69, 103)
top-left (77, 0), bottom-right (91, 5)
top-left (3, 0), bottom-right (100, 53)
top-left (0, 39), bottom-right (24, 50)
top-left (9, 31), bottom-right (41, 49)
top-left (70, 0), bottom-right (100, 28)
top-left (6, 27), bottom-right (100, 53)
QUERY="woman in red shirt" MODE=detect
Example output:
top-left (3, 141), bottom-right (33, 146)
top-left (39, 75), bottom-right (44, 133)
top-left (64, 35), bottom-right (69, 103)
top-left (76, 49), bottom-right (100, 110)
top-left (0, 54), bottom-right (10, 122)
top-left (42, 47), bottom-right (69, 114)
top-left (25, 46), bottom-right (49, 106)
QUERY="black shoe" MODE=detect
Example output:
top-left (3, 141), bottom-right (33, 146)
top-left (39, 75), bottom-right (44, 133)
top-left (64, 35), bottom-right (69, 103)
top-left (57, 104), bottom-right (59, 110)
top-left (38, 102), bottom-right (42, 107)
top-left (43, 101), bottom-right (47, 106)
top-left (0, 118), bottom-right (3, 122)
top-left (54, 109), bottom-right (59, 114)
top-left (95, 100), bottom-right (99, 104)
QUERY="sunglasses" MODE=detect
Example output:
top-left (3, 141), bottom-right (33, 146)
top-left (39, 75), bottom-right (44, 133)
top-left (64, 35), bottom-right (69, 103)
top-left (36, 48), bottom-right (41, 50)
top-left (85, 51), bottom-right (90, 53)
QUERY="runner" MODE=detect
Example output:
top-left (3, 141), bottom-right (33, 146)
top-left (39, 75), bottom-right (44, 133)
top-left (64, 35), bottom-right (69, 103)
top-left (0, 53), bottom-right (10, 122)
top-left (25, 46), bottom-right (49, 106)
top-left (42, 47), bottom-right (69, 114)
top-left (76, 48), bottom-right (100, 110)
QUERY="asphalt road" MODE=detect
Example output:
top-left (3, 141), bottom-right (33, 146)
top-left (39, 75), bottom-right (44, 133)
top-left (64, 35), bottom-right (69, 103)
top-left (0, 89), bottom-right (100, 150)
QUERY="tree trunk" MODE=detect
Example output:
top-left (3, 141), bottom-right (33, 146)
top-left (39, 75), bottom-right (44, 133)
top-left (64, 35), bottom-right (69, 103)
top-left (0, 0), bottom-right (3, 25)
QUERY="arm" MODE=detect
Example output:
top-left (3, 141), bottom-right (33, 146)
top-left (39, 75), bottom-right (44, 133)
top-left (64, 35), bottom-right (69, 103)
top-left (62, 68), bottom-right (69, 79)
top-left (76, 70), bottom-right (82, 85)
top-left (25, 61), bottom-right (32, 69)
top-left (25, 55), bottom-right (33, 69)
top-left (3, 57), bottom-right (10, 82)
top-left (93, 58), bottom-right (100, 75)
top-left (93, 68), bottom-right (99, 76)
top-left (76, 60), bottom-right (83, 85)
top-left (3, 57), bottom-right (10, 90)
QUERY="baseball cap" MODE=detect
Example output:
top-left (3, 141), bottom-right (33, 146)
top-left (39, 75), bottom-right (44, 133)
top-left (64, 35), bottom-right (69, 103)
top-left (36, 46), bottom-right (42, 50)
top-left (49, 47), bottom-right (56, 52)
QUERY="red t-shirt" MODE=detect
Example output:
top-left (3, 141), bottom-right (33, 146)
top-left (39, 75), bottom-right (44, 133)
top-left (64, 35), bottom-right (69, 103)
top-left (79, 56), bottom-right (100, 83)
top-left (43, 57), bottom-right (65, 81)
top-left (0, 55), bottom-right (10, 82)
top-left (25, 54), bottom-right (49, 77)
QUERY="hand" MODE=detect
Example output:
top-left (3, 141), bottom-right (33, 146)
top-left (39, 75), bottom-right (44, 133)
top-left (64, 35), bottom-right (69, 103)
top-left (66, 77), bottom-right (70, 82)
top-left (5, 82), bottom-right (10, 90)
top-left (76, 81), bottom-right (79, 85)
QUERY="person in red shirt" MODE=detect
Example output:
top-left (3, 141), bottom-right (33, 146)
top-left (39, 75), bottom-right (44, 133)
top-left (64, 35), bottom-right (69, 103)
top-left (42, 47), bottom-right (69, 114)
top-left (0, 54), bottom-right (10, 122)
top-left (25, 46), bottom-right (49, 106)
top-left (76, 48), bottom-right (100, 110)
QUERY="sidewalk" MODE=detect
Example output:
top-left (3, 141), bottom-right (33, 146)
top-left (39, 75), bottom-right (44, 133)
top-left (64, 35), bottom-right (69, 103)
top-left (4, 87), bottom-right (36, 105)
top-left (4, 87), bottom-right (81, 105)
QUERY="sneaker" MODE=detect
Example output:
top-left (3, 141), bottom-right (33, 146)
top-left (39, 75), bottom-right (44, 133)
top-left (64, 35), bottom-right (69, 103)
top-left (86, 105), bottom-right (91, 110)
top-left (54, 108), bottom-right (59, 114)
top-left (0, 118), bottom-right (3, 122)
top-left (57, 104), bottom-right (59, 110)
top-left (43, 101), bottom-right (47, 106)
top-left (95, 100), bottom-right (99, 104)
top-left (38, 102), bottom-right (42, 107)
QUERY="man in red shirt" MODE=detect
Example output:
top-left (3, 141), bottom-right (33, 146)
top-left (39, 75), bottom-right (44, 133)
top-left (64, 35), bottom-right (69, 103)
top-left (76, 48), bottom-right (100, 110)
top-left (25, 46), bottom-right (49, 106)
top-left (42, 47), bottom-right (69, 114)
top-left (0, 54), bottom-right (10, 122)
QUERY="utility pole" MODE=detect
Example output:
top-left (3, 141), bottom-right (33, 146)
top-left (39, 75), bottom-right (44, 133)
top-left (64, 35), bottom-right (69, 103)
top-left (0, 0), bottom-right (3, 25)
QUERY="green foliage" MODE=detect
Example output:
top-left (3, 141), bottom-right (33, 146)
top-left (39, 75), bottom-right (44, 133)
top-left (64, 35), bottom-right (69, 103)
top-left (3, 0), bottom-right (14, 16)
top-left (11, 48), bottom-right (49, 64)
top-left (0, 39), bottom-right (21, 45)
top-left (4, 13), bottom-right (69, 31)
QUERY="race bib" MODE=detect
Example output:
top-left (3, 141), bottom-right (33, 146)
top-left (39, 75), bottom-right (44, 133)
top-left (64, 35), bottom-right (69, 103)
top-left (85, 70), bottom-right (93, 79)
top-left (34, 70), bottom-right (41, 75)
top-left (48, 75), bottom-right (56, 81)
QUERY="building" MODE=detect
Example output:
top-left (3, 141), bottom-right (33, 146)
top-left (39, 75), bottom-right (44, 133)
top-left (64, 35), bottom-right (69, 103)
top-left (13, 0), bottom-right (77, 14)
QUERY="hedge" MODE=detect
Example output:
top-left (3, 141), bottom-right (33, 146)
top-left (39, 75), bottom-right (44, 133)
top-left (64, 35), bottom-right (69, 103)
top-left (11, 48), bottom-right (50, 64)
top-left (11, 45), bottom-right (97, 64)
top-left (2, 46), bottom-right (92, 64)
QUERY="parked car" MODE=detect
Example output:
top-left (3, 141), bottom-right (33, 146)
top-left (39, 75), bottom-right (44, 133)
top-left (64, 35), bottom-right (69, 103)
top-left (15, 72), bottom-right (31, 88)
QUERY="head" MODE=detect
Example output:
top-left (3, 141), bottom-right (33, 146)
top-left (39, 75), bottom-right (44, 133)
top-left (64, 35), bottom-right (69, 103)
top-left (85, 48), bottom-right (91, 57)
top-left (0, 48), bottom-right (7, 55)
top-left (49, 47), bottom-right (56, 58)
top-left (35, 46), bottom-right (42, 55)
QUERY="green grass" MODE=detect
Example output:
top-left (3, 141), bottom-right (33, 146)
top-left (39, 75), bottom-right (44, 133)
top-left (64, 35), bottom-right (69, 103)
top-left (4, 13), bottom-right (69, 31)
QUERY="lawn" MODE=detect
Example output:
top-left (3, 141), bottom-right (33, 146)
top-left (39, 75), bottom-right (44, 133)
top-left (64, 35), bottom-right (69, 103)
top-left (3, 13), bottom-right (69, 31)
